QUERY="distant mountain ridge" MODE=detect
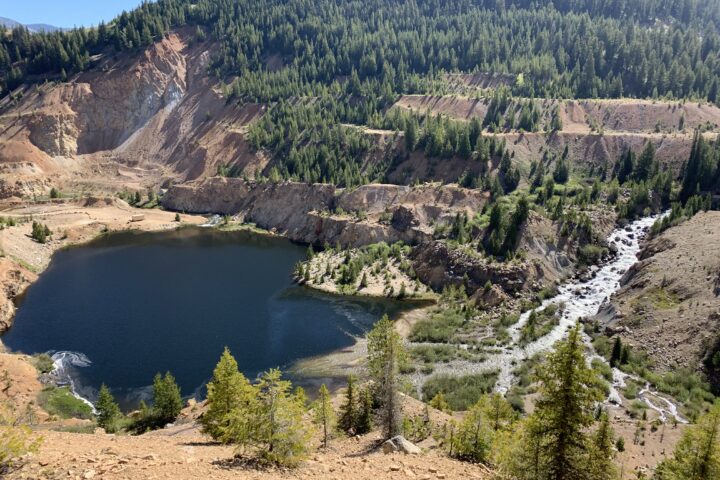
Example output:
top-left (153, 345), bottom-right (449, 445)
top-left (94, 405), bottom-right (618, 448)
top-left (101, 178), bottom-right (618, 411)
top-left (0, 16), bottom-right (65, 33)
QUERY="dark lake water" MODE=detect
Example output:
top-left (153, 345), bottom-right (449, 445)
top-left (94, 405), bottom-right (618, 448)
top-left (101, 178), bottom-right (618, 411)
top-left (3, 228), bottom-right (406, 408)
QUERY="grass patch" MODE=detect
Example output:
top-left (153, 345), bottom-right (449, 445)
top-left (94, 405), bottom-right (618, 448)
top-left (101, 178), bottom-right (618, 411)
top-left (591, 358), bottom-right (613, 382)
top-left (7, 254), bottom-right (39, 273)
top-left (421, 371), bottom-right (499, 411)
top-left (410, 344), bottom-right (460, 364)
top-left (38, 386), bottom-right (93, 420)
top-left (408, 344), bottom-right (484, 367)
top-left (644, 286), bottom-right (681, 310)
top-left (623, 378), bottom-right (643, 400)
top-left (409, 308), bottom-right (465, 343)
top-left (577, 244), bottom-right (608, 266)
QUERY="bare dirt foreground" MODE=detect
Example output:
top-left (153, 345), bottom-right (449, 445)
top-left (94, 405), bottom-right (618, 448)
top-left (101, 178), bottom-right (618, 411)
top-left (8, 425), bottom-right (487, 480)
top-left (6, 393), bottom-right (488, 480)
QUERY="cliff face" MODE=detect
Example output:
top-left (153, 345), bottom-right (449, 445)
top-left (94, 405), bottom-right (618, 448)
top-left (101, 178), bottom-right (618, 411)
top-left (411, 241), bottom-right (531, 295)
top-left (0, 258), bottom-right (37, 334)
top-left (5, 36), bottom-right (187, 158)
top-left (162, 177), bottom-right (487, 248)
top-left (0, 32), bottom-right (264, 199)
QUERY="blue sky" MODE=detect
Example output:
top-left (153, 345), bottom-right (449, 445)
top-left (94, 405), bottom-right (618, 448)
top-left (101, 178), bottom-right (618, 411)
top-left (1, 0), bottom-right (147, 28)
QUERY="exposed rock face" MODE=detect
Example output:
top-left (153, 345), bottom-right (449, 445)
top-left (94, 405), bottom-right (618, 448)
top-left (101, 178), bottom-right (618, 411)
top-left (411, 241), bottom-right (530, 294)
top-left (163, 178), bottom-right (488, 248)
top-left (0, 259), bottom-right (37, 333)
top-left (471, 284), bottom-right (509, 307)
top-left (163, 177), bottom-right (594, 297)
top-left (15, 39), bottom-right (187, 158)
top-left (0, 33), bottom-right (265, 198)
top-left (27, 113), bottom-right (79, 156)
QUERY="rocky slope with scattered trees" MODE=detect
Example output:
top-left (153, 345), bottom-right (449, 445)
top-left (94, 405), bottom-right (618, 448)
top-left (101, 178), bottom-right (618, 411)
top-left (597, 210), bottom-right (720, 391)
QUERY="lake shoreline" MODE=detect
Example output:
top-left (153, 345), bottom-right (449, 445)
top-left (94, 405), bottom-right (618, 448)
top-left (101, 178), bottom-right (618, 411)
top-left (289, 303), bottom-right (434, 385)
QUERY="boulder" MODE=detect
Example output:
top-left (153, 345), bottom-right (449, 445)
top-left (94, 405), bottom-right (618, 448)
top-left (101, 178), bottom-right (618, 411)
top-left (391, 206), bottom-right (418, 232)
top-left (382, 435), bottom-right (421, 455)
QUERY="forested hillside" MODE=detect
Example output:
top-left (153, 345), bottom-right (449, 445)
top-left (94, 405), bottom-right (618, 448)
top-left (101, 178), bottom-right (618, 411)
top-left (3, 0), bottom-right (720, 100)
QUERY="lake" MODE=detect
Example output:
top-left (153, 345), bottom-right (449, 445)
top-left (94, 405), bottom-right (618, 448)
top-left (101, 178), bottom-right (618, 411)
top-left (2, 228), bottom-right (407, 408)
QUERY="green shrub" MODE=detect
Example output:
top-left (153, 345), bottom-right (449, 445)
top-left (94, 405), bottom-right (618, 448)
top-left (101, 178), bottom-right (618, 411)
top-left (31, 353), bottom-right (55, 374)
top-left (410, 344), bottom-right (460, 364)
top-left (409, 309), bottom-right (464, 343)
top-left (577, 244), bottom-right (607, 265)
top-left (422, 372), bottom-right (499, 411)
top-left (31, 222), bottom-right (52, 243)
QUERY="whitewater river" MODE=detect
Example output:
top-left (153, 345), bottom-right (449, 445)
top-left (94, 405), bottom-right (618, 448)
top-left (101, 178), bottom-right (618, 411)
top-left (486, 212), bottom-right (686, 423)
top-left (413, 211), bottom-right (686, 423)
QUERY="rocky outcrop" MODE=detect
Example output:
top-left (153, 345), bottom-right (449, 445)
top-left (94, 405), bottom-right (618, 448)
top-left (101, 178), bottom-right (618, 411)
top-left (382, 436), bottom-right (421, 455)
top-left (0, 259), bottom-right (37, 333)
top-left (163, 177), bottom-right (589, 297)
top-left (163, 177), bottom-right (488, 248)
top-left (411, 241), bottom-right (530, 295)
top-left (10, 37), bottom-right (188, 158)
top-left (27, 113), bottom-right (79, 157)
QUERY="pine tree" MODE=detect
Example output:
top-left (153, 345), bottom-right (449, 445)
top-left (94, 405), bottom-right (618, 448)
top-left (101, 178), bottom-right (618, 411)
top-left (617, 148), bottom-right (635, 184)
top-left (96, 384), bottom-right (120, 432)
top-left (620, 346), bottom-right (630, 365)
top-left (656, 401), bottom-right (720, 480)
top-left (31, 222), bottom-right (51, 243)
top-left (529, 326), bottom-right (602, 479)
top-left (634, 142), bottom-right (657, 181)
top-left (356, 387), bottom-right (373, 435)
top-left (367, 314), bottom-right (405, 438)
top-left (481, 393), bottom-right (517, 432)
top-left (312, 384), bottom-right (336, 449)
top-left (405, 117), bottom-right (418, 152)
top-left (360, 271), bottom-right (368, 289)
top-left (254, 369), bottom-right (310, 466)
top-left (553, 157), bottom-right (570, 184)
top-left (430, 392), bottom-right (450, 413)
top-left (610, 337), bottom-right (622, 367)
top-left (495, 413), bottom-right (545, 480)
top-left (448, 398), bottom-right (493, 463)
top-left (152, 372), bottom-right (182, 424)
top-left (338, 375), bottom-right (358, 434)
top-left (588, 412), bottom-right (617, 480)
top-left (201, 347), bottom-right (254, 442)
top-left (458, 128), bottom-right (472, 158)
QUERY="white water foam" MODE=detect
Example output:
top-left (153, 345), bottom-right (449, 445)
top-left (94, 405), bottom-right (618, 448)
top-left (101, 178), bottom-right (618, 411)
top-left (200, 214), bottom-right (222, 227)
top-left (458, 211), bottom-right (685, 422)
top-left (50, 351), bottom-right (97, 413)
top-left (482, 213), bottom-right (662, 393)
